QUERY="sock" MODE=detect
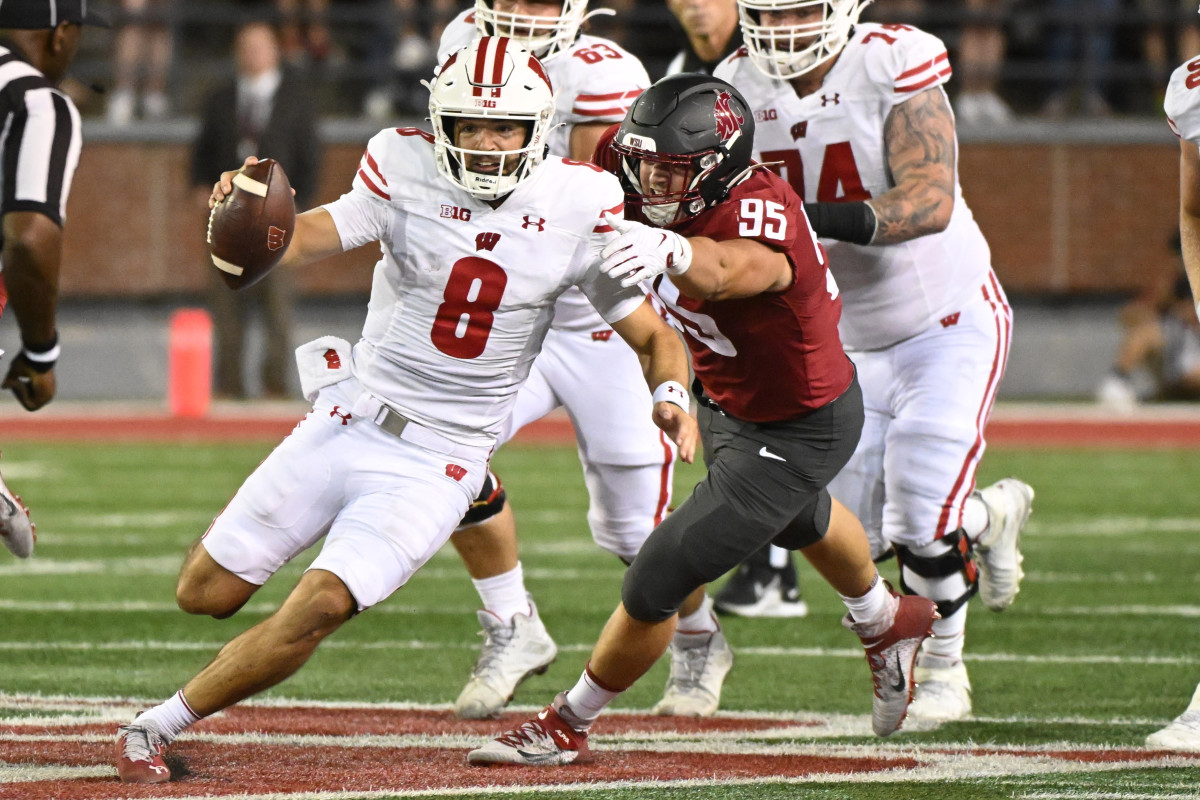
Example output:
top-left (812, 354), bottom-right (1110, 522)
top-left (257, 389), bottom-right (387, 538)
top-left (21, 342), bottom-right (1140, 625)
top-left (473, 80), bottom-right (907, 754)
top-left (134, 690), bottom-right (201, 744)
top-left (675, 594), bottom-right (719, 635)
top-left (923, 604), bottom-right (967, 661)
top-left (768, 544), bottom-right (789, 569)
top-left (563, 664), bottom-right (621, 730)
top-left (839, 573), bottom-right (897, 637)
top-left (961, 493), bottom-right (990, 544)
top-left (472, 563), bottom-right (529, 623)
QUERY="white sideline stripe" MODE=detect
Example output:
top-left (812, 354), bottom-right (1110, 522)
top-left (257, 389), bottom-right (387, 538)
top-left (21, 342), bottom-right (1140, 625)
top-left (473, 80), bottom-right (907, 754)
top-left (1043, 605), bottom-right (1200, 617)
top-left (0, 559), bottom-right (617, 580)
top-left (0, 763), bottom-right (111, 783)
top-left (0, 640), bottom-right (1192, 668)
top-left (1035, 518), bottom-right (1200, 536)
top-left (1022, 795), bottom-right (1200, 800)
top-left (0, 695), bottom-right (1182, 729)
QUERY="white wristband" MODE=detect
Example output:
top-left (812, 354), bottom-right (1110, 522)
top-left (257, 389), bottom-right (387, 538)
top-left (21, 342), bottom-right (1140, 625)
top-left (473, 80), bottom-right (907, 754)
top-left (667, 233), bottom-right (693, 276)
top-left (23, 342), bottom-right (61, 363)
top-left (652, 380), bottom-right (690, 411)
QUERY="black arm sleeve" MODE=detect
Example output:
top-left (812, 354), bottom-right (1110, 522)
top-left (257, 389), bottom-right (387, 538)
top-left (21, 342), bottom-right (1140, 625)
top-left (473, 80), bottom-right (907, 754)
top-left (803, 201), bottom-right (877, 246)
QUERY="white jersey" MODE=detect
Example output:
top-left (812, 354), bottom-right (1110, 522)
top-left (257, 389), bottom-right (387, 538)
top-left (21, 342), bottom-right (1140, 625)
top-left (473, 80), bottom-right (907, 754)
top-left (716, 23), bottom-right (992, 350)
top-left (322, 127), bottom-right (641, 448)
top-left (439, 10), bottom-right (650, 331)
top-left (1166, 59), bottom-right (1200, 143)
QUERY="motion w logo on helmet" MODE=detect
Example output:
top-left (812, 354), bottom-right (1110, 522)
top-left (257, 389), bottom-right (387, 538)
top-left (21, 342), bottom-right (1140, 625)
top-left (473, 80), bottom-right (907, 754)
top-left (714, 91), bottom-right (744, 143)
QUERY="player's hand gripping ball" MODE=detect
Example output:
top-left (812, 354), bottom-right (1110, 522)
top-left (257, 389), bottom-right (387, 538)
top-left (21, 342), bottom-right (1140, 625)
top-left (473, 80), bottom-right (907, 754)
top-left (207, 158), bottom-right (296, 290)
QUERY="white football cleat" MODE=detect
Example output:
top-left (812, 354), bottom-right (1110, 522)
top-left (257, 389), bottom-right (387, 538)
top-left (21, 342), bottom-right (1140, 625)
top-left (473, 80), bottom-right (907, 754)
top-left (0, 466), bottom-right (34, 559)
top-left (974, 478), bottom-right (1034, 611)
top-left (652, 629), bottom-right (734, 717)
top-left (906, 653), bottom-right (972, 728)
top-left (1146, 685), bottom-right (1200, 752)
top-left (454, 596), bottom-right (557, 719)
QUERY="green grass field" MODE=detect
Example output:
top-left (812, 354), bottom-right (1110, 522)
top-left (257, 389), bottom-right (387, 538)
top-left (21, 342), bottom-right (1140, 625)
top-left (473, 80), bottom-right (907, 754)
top-left (1, 437), bottom-right (1198, 798)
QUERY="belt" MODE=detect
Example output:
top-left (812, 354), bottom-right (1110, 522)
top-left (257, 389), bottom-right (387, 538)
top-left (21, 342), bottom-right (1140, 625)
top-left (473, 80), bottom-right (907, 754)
top-left (349, 392), bottom-right (486, 459)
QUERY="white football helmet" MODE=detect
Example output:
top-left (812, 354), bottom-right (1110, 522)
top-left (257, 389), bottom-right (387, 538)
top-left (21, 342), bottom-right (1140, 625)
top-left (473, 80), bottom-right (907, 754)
top-left (737, 0), bottom-right (873, 80)
top-left (427, 36), bottom-right (555, 200)
top-left (473, 0), bottom-right (592, 62)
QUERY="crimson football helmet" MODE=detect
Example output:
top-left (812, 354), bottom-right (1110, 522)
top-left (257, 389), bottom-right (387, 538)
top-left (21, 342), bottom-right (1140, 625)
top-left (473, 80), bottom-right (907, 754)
top-left (427, 36), bottom-right (555, 200)
top-left (738, 0), bottom-right (873, 80)
top-left (610, 74), bottom-right (755, 227)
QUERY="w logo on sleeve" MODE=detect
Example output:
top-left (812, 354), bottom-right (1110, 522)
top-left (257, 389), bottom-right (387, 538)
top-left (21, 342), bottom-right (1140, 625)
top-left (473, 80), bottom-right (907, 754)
top-left (445, 464), bottom-right (468, 481)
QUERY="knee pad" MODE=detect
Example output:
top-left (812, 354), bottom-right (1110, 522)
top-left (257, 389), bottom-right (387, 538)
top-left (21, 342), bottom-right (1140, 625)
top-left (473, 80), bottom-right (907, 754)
top-left (771, 489), bottom-right (831, 550)
top-left (456, 471), bottom-right (506, 530)
top-left (893, 529), bottom-right (978, 619)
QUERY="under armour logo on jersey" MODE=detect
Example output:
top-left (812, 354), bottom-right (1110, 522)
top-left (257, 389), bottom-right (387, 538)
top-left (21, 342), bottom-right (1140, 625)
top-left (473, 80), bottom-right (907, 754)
top-left (476, 232), bottom-right (501, 251)
top-left (323, 349), bottom-right (341, 370)
top-left (522, 216), bottom-right (546, 231)
top-left (940, 312), bottom-right (961, 328)
top-left (442, 204), bottom-right (472, 221)
top-left (791, 121), bottom-right (808, 140)
top-left (267, 226), bottom-right (287, 251)
top-left (591, 330), bottom-right (614, 342)
top-left (330, 406), bottom-right (352, 425)
top-left (445, 464), bottom-right (468, 481)
top-left (820, 93), bottom-right (840, 106)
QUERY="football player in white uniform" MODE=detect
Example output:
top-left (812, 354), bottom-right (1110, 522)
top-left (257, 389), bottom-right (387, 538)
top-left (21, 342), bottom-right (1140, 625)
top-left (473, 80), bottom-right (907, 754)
top-left (714, 0), bottom-right (1034, 726)
top-left (438, 1), bottom-right (733, 721)
top-left (113, 37), bottom-right (698, 784)
top-left (1146, 52), bottom-right (1200, 753)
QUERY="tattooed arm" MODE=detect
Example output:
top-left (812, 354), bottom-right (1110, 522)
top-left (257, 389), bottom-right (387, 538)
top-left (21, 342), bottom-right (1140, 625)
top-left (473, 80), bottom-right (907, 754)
top-left (867, 86), bottom-right (957, 246)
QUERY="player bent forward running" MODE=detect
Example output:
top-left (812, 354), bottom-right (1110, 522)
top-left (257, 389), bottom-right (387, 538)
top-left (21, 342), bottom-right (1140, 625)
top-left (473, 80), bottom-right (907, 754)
top-left (468, 74), bottom-right (938, 767)
top-left (113, 36), bottom-right (699, 784)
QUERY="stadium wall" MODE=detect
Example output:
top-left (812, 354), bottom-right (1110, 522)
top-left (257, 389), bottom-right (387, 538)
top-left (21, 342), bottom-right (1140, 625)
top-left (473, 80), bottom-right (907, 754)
top-left (68, 121), bottom-right (1179, 299)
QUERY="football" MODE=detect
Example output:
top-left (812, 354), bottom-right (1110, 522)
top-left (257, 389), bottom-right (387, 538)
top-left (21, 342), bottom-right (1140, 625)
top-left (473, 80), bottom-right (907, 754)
top-left (207, 158), bottom-right (296, 290)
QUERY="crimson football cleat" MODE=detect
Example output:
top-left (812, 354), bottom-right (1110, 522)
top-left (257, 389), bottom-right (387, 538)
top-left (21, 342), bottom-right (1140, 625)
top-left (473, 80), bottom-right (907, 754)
top-left (116, 720), bottom-right (171, 783)
top-left (844, 592), bottom-right (939, 737)
top-left (467, 692), bottom-right (590, 766)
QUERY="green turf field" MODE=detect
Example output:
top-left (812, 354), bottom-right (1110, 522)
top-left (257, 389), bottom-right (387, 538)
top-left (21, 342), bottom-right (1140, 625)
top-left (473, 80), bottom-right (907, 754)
top-left (1, 439), bottom-right (1198, 798)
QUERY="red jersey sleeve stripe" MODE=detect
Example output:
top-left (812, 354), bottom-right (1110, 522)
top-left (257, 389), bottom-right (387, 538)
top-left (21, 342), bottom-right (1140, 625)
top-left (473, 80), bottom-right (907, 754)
top-left (364, 152), bottom-right (388, 186)
top-left (895, 51), bottom-right (948, 81)
top-left (593, 202), bottom-right (624, 232)
top-left (574, 106), bottom-right (636, 118)
top-left (357, 168), bottom-right (390, 200)
top-left (895, 65), bottom-right (952, 93)
top-left (576, 90), bottom-right (642, 102)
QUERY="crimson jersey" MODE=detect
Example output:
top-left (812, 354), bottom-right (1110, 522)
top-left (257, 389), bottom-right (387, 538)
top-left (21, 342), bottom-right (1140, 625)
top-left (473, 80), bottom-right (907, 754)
top-left (649, 170), bottom-right (854, 422)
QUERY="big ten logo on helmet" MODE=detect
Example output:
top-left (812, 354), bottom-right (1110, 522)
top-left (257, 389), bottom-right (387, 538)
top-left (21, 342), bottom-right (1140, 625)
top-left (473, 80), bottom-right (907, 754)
top-left (755, 108), bottom-right (777, 122)
top-left (714, 91), bottom-right (744, 142)
top-left (441, 204), bottom-right (472, 221)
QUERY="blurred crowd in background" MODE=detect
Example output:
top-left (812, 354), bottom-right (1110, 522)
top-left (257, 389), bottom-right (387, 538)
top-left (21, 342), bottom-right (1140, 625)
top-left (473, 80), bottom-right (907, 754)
top-left (66, 0), bottom-right (1200, 126)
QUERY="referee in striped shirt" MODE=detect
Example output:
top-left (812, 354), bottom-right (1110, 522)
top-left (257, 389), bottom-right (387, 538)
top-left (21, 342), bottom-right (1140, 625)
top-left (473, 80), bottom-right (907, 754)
top-left (0, 0), bottom-right (106, 560)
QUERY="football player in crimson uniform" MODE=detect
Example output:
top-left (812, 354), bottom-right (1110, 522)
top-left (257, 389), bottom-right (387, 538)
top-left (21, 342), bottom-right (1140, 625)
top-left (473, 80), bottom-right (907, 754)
top-left (113, 38), bottom-right (698, 784)
top-left (438, 3), bottom-right (733, 720)
top-left (1146, 53), bottom-right (1200, 753)
top-left (468, 75), bottom-right (938, 767)
top-left (712, 0), bottom-right (1035, 725)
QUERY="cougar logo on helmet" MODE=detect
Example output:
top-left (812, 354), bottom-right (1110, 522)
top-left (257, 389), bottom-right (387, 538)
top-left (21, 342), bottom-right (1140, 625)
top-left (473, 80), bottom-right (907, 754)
top-left (714, 91), bottom-right (744, 143)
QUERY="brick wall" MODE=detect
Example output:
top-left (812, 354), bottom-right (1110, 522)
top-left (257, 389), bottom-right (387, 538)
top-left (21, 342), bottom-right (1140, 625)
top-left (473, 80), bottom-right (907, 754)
top-left (61, 140), bottom-right (1180, 298)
